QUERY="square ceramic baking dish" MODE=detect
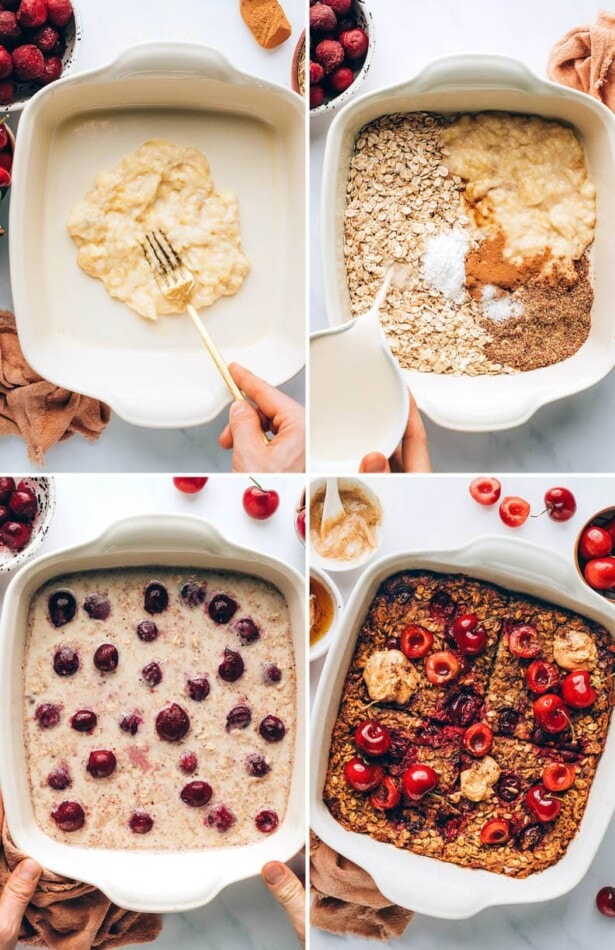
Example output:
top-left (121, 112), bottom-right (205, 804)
top-left (10, 42), bottom-right (305, 428)
top-left (310, 536), bottom-right (615, 918)
top-left (321, 54), bottom-right (615, 432)
top-left (0, 515), bottom-right (305, 914)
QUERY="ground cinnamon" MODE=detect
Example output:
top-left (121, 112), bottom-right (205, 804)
top-left (465, 229), bottom-right (551, 298)
top-left (240, 0), bottom-right (292, 50)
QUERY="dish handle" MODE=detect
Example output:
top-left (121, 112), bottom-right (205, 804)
top-left (95, 514), bottom-right (242, 558)
top-left (413, 54), bottom-right (539, 94)
top-left (416, 391), bottom-right (539, 432)
top-left (458, 536), bottom-right (574, 596)
top-left (98, 42), bottom-right (248, 85)
top-left (98, 866), bottom-right (226, 914)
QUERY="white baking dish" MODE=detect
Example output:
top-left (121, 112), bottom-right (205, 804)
top-left (321, 54), bottom-right (615, 432)
top-left (0, 515), bottom-right (305, 914)
top-left (310, 536), bottom-right (615, 918)
top-left (10, 43), bottom-right (305, 428)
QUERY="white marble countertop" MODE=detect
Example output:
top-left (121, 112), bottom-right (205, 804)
top-left (0, 0), bottom-right (305, 472)
top-left (310, 473), bottom-right (615, 948)
top-left (310, 0), bottom-right (615, 473)
top-left (3, 473), bottom-right (306, 949)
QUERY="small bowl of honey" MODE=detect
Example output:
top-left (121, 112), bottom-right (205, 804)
top-left (310, 567), bottom-right (343, 662)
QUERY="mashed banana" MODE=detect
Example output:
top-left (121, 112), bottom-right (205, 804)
top-left (68, 140), bottom-right (250, 321)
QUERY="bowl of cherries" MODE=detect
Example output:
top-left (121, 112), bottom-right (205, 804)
top-left (0, 475), bottom-right (55, 571)
top-left (309, 0), bottom-right (374, 115)
top-left (575, 506), bottom-right (615, 600)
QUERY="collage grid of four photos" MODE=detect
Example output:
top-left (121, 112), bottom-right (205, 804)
top-left (1, 1), bottom-right (615, 949)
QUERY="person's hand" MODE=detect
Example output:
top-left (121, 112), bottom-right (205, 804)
top-left (219, 364), bottom-right (305, 473)
top-left (359, 393), bottom-right (431, 473)
top-left (0, 795), bottom-right (41, 950)
top-left (262, 862), bottom-right (305, 945)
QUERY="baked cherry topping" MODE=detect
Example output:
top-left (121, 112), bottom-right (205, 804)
top-left (402, 764), bottom-right (438, 802)
top-left (425, 650), bottom-right (460, 685)
top-left (8, 489), bottom-right (37, 522)
top-left (53, 647), bottom-right (79, 676)
top-left (129, 811), bottom-right (153, 834)
top-left (70, 709), bottom-right (97, 732)
top-left (561, 670), bottom-right (597, 709)
top-left (525, 783), bottom-right (562, 822)
top-left (180, 581), bottom-right (207, 607)
top-left (440, 689), bottom-right (482, 727)
top-left (383, 574), bottom-right (415, 603)
top-left (119, 711), bottom-right (142, 735)
top-left (255, 810), bottom-right (279, 833)
top-left (0, 476), bottom-right (15, 503)
top-left (515, 823), bottom-right (544, 851)
top-left (463, 722), bottom-right (493, 757)
top-left (498, 707), bottom-right (520, 736)
top-left (533, 694), bottom-right (569, 734)
top-left (136, 620), bottom-right (158, 642)
top-left (47, 765), bottom-right (71, 790)
top-left (354, 719), bottom-right (392, 757)
top-left (469, 476), bottom-right (502, 507)
top-left (596, 886), bottom-right (615, 918)
top-left (480, 818), bottom-right (510, 845)
top-left (208, 594), bottom-right (238, 624)
top-left (207, 805), bottom-right (236, 832)
top-left (187, 675), bottom-right (210, 701)
top-left (429, 590), bottom-right (456, 623)
top-left (452, 614), bottom-right (488, 656)
top-left (400, 624), bottom-right (433, 659)
top-left (247, 754), bottom-right (270, 777)
top-left (525, 660), bottom-right (560, 695)
top-left (385, 636), bottom-right (401, 650)
top-left (48, 590), bottom-right (77, 627)
top-left (226, 705), bottom-right (252, 731)
top-left (543, 762), bottom-right (575, 792)
top-left (496, 771), bottom-right (522, 802)
top-left (544, 486), bottom-right (577, 522)
top-left (51, 801), bottom-right (85, 832)
top-left (93, 643), bottom-right (118, 672)
top-left (508, 624), bottom-right (541, 659)
top-left (155, 703), bottom-right (190, 741)
top-left (144, 582), bottom-right (168, 615)
top-left (180, 781), bottom-right (213, 807)
top-left (83, 594), bottom-right (111, 620)
top-left (86, 749), bottom-right (116, 778)
top-left (369, 776), bottom-right (401, 811)
top-left (264, 663), bottom-right (282, 684)
top-left (343, 757), bottom-right (384, 792)
top-left (234, 618), bottom-right (260, 644)
top-left (218, 648), bottom-right (244, 682)
top-left (35, 703), bottom-right (61, 728)
top-left (142, 661), bottom-right (163, 687)
top-left (259, 715), bottom-right (285, 743)
top-left (180, 752), bottom-right (198, 774)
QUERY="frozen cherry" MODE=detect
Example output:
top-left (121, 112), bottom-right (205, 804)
top-left (47, 765), bottom-right (71, 790)
top-left (48, 592), bottom-right (77, 632)
top-left (354, 720), bottom-right (391, 757)
top-left (402, 764), bottom-right (438, 801)
top-left (142, 661), bottom-right (162, 687)
top-left (508, 624), bottom-right (540, 659)
top-left (180, 752), bottom-right (198, 774)
top-left (452, 614), bottom-right (488, 656)
top-left (52, 801), bottom-right (85, 832)
top-left (247, 754), bottom-right (270, 777)
top-left (463, 722), bottom-right (493, 757)
top-left (156, 703), bottom-right (190, 741)
top-left (400, 624), bottom-right (433, 659)
top-left (544, 487), bottom-right (576, 522)
top-left (187, 675), bottom-right (210, 701)
top-left (429, 590), bottom-right (456, 623)
top-left (180, 781), bottom-right (213, 807)
top-left (596, 886), bottom-right (615, 918)
top-left (226, 705), bottom-right (252, 731)
top-left (525, 660), bottom-right (560, 694)
top-left (259, 715), bottom-right (285, 742)
top-left (343, 757), bottom-right (384, 792)
top-left (496, 771), bottom-right (522, 802)
top-left (369, 776), bottom-right (401, 811)
top-left (469, 476), bottom-right (501, 506)
top-left (264, 663), bottom-right (282, 684)
top-left (499, 496), bottom-right (531, 528)
top-left (35, 703), bottom-right (60, 728)
top-left (144, 581), bottom-right (168, 614)
top-left (86, 749), bottom-right (116, 778)
top-left (218, 648), bottom-right (244, 682)
top-left (207, 805), bottom-right (236, 832)
top-left (93, 643), bottom-right (118, 672)
top-left (208, 594), bottom-right (238, 624)
top-left (0, 505), bottom-right (9, 527)
top-left (234, 618), bottom-right (260, 644)
top-left (53, 647), bottom-right (79, 676)
top-left (180, 581), bottom-right (207, 607)
top-left (136, 620), bottom-right (158, 642)
top-left (83, 593), bottom-right (111, 620)
top-left (119, 711), bottom-right (142, 735)
top-left (0, 521), bottom-right (32, 550)
top-left (129, 811), bottom-right (153, 834)
top-left (561, 670), bottom-right (597, 709)
top-left (525, 783), bottom-right (562, 822)
top-left (425, 651), bottom-right (460, 685)
top-left (8, 489), bottom-right (36, 522)
top-left (0, 476), bottom-right (15, 503)
top-left (255, 810), bottom-right (279, 834)
top-left (71, 709), bottom-right (97, 732)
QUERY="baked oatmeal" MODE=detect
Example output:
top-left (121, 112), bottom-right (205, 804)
top-left (323, 570), bottom-right (614, 877)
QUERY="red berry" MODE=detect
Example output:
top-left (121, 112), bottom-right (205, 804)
top-left (0, 520), bottom-right (31, 550)
top-left (40, 55), bottom-right (62, 85)
top-left (0, 80), bottom-right (14, 104)
top-left (53, 646), bottom-right (79, 676)
top-left (596, 886), bottom-right (615, 917)
top-left (508, 624), bottom-right (540, 659)
top-left (259, 714), bottom-right (285, 742)
top-left (180, 752), bottom-right (198, 774)
top-left (70, 709), bottom-right (97, 732)
top-left (155, 703), bottom-right (190, 741)
top-left (525, 660), bottom-right (559, 695)
top-left (47, 765), bottom-right (71, 790)
top-left (187, 675), bottom-right (210, 701)
top-left (469, 476), bottom-right (502, 506)
top-left (584, 557), bottom-right (615, 590)
top-left (561, 669), bottom-right (597, 709)
top-left (425, 650), bottom-right (460, 686)
top-left (48, 590), bottom-right (76, 627)
top-left (86, 749), bottom-right (116, 778)
top-left (579, 525), bottom-right (612, 559)
top-left (218, 647), bottom-right (244, 682)
top-left (452, 614), bottom-right (488, 656)
top-left (226, 705), bottom-right (251, 731)
top-left (369, 776), bottom-right (401, 811)
top-left (544, 486), bottom-right (576, 522)
top-left (323, 0), bottom-right (352, 13)
top-left (35, 703), bottom-right (61, 728)
top-left (603, 517), bottom-right (615, 545)
top-left (119, 711), bottom-right (142, 735)
top-left (246, 754), bottom-right (270, 777)
top-left (16, 0), bottom-right (47, 30)
top-left (310, 84), bottom-right (325, 108)
top-left (295, 507), bottom-right (306, 541)
top-left (32, 25), bottom-right (60, 55)
top-left (51, 800), bottom-right (84, 832)
top-left (180, 581), bottom-right (207, 607)
top-left (129, 811), bottom-right (153, 834)
top-left (525, 783), bottom-right (562, 822)
top-left (339, 27), bottom-right (369, 60)
top-left (173, 476), bottom-right (208, 494)
top-left (533, 694), bottom-right (569, 734)
top-left (209, 594), bottom-right (238, 624)
top-left (0, 476), bottom-right (15, 503)
top-left (310, 60), bottom-right (324, 84)
top-left (480, 818), bottom-right (510, 845)
top-left (0, 505), bottom-right (8, 527)
top-left (400, 623), bottom-right (433, 659)
top-left (136, 619), bottom-right (158, 641)
top-left (329, 66), bottom-right (354, 94)
top-left (12, 44), bottom-right (44, 81)
top-left (0, 154), bottom-right (12, 174)
top-left (180, 781), bottom-right (212, 807)
top-left (343, 757), bottom-right (383, 792)
top-left (0, 46), bottom-right (12, 79)
top-left (83, 593), bottom-right (110, 620)
top-left (499, 496), bottom-right (530, 528)
top-left (141, 661), bottom-right (162, 687)
top-left (0, 13), bottom-right (21, 50)
top-left (93, 643), bottom-right (118, 672)
top-left (314, 39), bottom-right (344, 74)
top-left (144, 581), bottom-right (168, 614)
top-left (234, 617), bottom-right (260, 644)
top-left (309, 3), bottom-right (337, 33)
top-left (255, 809), bottom-right (279, 834)
top-left (542, 762), bottom-right (575, 792)
top-left (207, 805), bottom-right (236, 832)
top-left (8, 489), bottom-right (36, 522)
top-left (47, 0), bottom-right (74, 28)
top-left (242, 482), bottom-right (280, 520)
top-left (0, 166), bottom-right (10, 189)
top-left (401, 764), bottom-right (438, 801)
top-left (463, 722), bottom-right (493, 757)
top-left (354, 719), bottom-right (391, 757)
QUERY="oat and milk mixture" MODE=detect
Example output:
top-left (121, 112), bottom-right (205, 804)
top-left (68, 140), bottom-right (250, 321)
top-left (344, 112), bottom-right (596, 374)
top-left (23, 567), bottom-right (295, 850)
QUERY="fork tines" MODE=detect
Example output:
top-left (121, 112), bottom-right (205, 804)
top-left (141, 230), bottom-right (184, 280)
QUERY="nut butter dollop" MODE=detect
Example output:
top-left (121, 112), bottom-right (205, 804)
top-left (553, 628), bottom-right (598, 672)
top-left (363, 650), bottom-right (419, 705)
top-left (460, 756), bottom-right (501, 802)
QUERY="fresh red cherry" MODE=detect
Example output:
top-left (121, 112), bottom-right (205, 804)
top-left (8, 489), bottom-right (37, 522)
top-left (180, 752), bottom-right (198, 774)
top-left (561, 670), bottom-right (597, 709)
top-left (604, 517), bottom-right (615, 545)
top-left (480, 818), bottom-right (510, 845)
top-left (525, 783), bottom-right (562, 822)
top-left (596, 886), bottom-right (615, 918)
top-left (255, 810), bottom-right (279, 833)
top-left (525, 660), bottom-right (560, 694)
top-left (354, 720), bottom-right (392, 757)
top-left (425, 651), bottom-right (460, 685)
top-left (0, 505), bottom-right (9, 527)
top-left (402, 764), bottom-right (438, 801)
top-left (533, 694), bottom-right (569, 734)
top-left (187, 675), bottom-right (210, 701)
top-left (53, 646), bottom-right (79, 676)
top-left (400, 624), bottom-right (433, 659)
top-left (93, 643), bottom-right (118, 672)
top-left (499, 496), bottom-right (531, 528)
top-left (47, 765), bottom-right (72, 790)
top-left (544, 486), bottom-right (577, 522)
top-left (469, 476), bottom-right (501, 507)
top-left (452, 614), bottom-right (488, 656)
top-left (579, 525), bottom-right (612, 560)
top-left (129, 811), bottom-right (153, 834)
top-left (51, 801), bottom-right (85, 832)
top-left (173, 476), bottom-right (208, 494)
top-left (0, 520), bottom-right (32, 550)
top-left (343, 757), bottom-right (384, 792)
top-left (463, 722), bottom-right (493, 757)
top-left (35, 703), bottom-right (61, 728)
top-left (70, 709), bottom-right (97, 732)
top-left (242, 478), bottom-right (280, 520)
top-left (369, 776), bottom-right (401, 811)
top-left (180, 781), bottom-right (212, 807)
top-left (508, 624), bottom-right (540, 659)
top-left (295, 507), bottom-right (306, 542)
top-left (83, 593), bottom-right (111, 620)
top-left (48, 590), bottom-right (76, 627)
top-left (86, 749), bottom-right (116, 778)
top-left (259, 714), bottom-right (285, 742)
top-left (207, 805), bottom-right (236, 832)
top-left (144, 581), bottom-right (168, 614)
top-left (584, 557), bottom-right (615, 590)
top-left (0, 476), bottom-right (15, 504)
top-left (542, 762), bottom-right (575, 792)
top-left (155, 703), bottom-right (190, 741)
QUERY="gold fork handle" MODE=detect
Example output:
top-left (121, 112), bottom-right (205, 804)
top-left (186, 303), bottom-right (269, 445)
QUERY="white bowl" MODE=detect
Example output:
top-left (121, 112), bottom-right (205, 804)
top-left (309, 477), bottom-right (383, 572)
top-left (321, 54), bottom-right (615, 431)
top-left (0, 514), bottom-right (305, 913)
top-left (10, 42), bottom-right (305, 429)
top-left (310, 536), bottom-right (615, 919)
top-left (310, 566), bottom-right (343, 662)
top-left (0, 476), bottom-right (55, 574)
top-left (310, 0), bottom-right (376, 117)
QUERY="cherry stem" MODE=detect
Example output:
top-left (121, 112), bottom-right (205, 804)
top-left (563, 712), bottom-right (577, 744)
top-left (249, 476), bottom-right (264, 492)
top-left (531, 507), bottom-right (548, 519)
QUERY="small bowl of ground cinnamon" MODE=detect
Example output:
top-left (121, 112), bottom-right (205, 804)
top-left (309, 477), bottom-right (384, 572)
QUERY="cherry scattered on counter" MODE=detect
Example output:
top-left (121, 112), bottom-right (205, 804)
top-left (499, 496), bottom-right (530, 528)
top-left (469, 477), bottom-right (501, 506)
top-left (242, 478), bottom-right (280, 520)
top-left (173, 476), bottom-right (208, 494)
top-left (596, 886), bottom-right (615, 918)
top-left (544, 486), bottom-right (577, 522)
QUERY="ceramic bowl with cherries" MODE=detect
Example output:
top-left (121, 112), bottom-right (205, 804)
top-left (0, 476), bottom-right (56, 572)
top-left (575, 506), bottom-right (615, 599)
top-left (309, 0), bottom-right (375, 115)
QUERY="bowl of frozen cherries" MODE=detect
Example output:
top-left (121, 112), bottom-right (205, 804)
top-left (309, 0), bottom-right (374, 115)
top-left (0, 476), bottom-right (55, 571)
top-left (575, 506), bottom-right (615, 600)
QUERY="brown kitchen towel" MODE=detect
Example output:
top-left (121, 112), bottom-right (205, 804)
top-left (0, 311), bottom-right (110, 467)
top-left (310, 833), bottom-right (414, 941)
top-left (0, 822), bottom-right (162, 950)
top-left (548, 10), bottom-right (615, 109)
top-left (240, 0), bottom-right (292, 50)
